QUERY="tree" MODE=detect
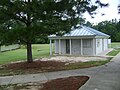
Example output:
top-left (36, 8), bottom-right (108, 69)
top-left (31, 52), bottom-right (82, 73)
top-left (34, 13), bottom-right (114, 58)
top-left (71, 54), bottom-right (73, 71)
top-left (93, 19), bottom-right (120, 42)
top-left (84, 21), bottom-right (93, 27)
top-left (0, 0), bottom-right (108, 63)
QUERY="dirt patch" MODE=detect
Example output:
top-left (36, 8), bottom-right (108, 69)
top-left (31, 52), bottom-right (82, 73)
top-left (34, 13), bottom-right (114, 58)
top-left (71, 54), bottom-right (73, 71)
top-left (41, 56), bottom-right (109, 63)
top-left (1, 59), bottom-right (111, 76)
top-left (0, 76), bottom-right (89, 90)
top-left (4, 60), bottom-right (65, 70)
top-left (42, 76), bottom-right (89, 90)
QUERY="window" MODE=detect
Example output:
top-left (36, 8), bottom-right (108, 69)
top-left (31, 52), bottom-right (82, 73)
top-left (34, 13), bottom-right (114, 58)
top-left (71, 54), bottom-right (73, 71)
top-left (83, 39), bottom-right (92, 48)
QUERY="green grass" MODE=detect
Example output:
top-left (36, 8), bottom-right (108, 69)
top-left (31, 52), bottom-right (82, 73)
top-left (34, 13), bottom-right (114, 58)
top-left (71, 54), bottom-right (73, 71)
top-left (108, 42), bottom-right (120, 56)
top-left (109, 42), bottom-right (120, 48)
top-left (0, 42), bottom-right (119, 65)
top-left (107, 48), bottom-right (120, 56)
top-left (65, 60), bottom-right (111, 70)
top-left (0, 44), bottom-right (50, 64)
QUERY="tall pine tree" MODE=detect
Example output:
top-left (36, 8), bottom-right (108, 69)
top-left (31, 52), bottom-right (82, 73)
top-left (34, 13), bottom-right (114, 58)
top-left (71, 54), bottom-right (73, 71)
top-left (0, 0), bottom-right (107, 62)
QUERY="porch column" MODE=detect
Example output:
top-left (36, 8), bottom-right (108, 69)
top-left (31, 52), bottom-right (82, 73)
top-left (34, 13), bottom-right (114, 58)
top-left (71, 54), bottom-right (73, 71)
top-left (50, 39), bottom-right (52, 55)
top-left (92, 39), bottom-right (95, 56)
top-left (70, 39), bottom-right (72, 55)
top-left (81, 39), bottom-right (83, 55)
top-left (59, 39), bottom-right (61, 54)
top-left (102, 39), bottom-right (104, 51)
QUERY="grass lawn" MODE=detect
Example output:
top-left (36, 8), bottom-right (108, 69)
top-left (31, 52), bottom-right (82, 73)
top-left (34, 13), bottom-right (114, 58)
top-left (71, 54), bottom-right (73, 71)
top-left (0, 44), bottom-right (50, 64)
top-left (107, 48), bottom-right (120, 56)
top-left (108, 42), bottom-right (120, 56)
top-left (1, 42), bottom-right (120, 65)
top-left (109, 42), bottom-right (120, 48)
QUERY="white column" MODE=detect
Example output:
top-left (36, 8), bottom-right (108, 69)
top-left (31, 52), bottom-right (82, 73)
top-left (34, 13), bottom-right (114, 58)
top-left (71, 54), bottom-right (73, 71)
top-left (81, 39), bottom-right (83, 55)
top-left (70, 39), bottom-right (72, 55)
top-left (92, 39), bottom-right (95, 56)
top-left (50, 39), bottom-right (52, 55)
top-left (95, 39), bottom-right (97, 55)
top-left (102, 39), bottom-right (104, 51)
top-left (59, 39), bottom-right (61, 54)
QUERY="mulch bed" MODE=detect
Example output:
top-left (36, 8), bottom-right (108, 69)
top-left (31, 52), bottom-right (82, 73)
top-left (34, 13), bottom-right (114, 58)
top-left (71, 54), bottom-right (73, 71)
top-left (1, 61), bottom-right (90, 90)
top-left (41, 76), bottom-right (89, 90)
top-left (0, 76), bottom-right (89, 90)
top-left (4, 60), bottom-right (66, 70)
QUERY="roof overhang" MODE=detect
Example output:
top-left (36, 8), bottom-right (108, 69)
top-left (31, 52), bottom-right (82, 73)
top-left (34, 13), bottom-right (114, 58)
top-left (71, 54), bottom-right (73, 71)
top-left (95, 36), bottom-right (110, 39)
top-left (48, 35), bottom-right (96, 39)
top-left (48, 35), bottom-right (110, 40)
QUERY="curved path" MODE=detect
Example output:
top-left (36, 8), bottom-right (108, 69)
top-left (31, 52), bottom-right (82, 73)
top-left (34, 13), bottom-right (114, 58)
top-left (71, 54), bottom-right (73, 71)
top-left (80, 53), bottom-right (120, 90)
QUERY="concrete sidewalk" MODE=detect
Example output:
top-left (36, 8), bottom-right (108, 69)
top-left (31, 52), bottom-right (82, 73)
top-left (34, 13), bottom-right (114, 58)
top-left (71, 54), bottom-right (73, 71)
top-left (0, 66), bottom-right (101, 85)
top-left (0, 52), bottom-right (120, 90)
top-left (80, 53), bottom-right (120, 90)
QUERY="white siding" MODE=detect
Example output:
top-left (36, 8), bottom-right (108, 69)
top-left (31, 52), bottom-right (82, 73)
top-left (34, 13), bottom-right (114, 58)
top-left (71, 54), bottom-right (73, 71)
top-left (108, 39), bottom-right (111, 44)
top-left (54, 38), bottom-right (109, 56)
top-left (71, 39), bottom-right (81, 55)
top-left (96, 39), bottom-right (103, 54)
top-left (55, 40), bottom-right (59, 54)
top-left (93, 39), bottom-right (96, 56)
top-left (83, 39), bottom-right (93, 55)
top-left (103, 39), bottom-right (108, 50)
top-left (61, 40), bottom-right (66, 54)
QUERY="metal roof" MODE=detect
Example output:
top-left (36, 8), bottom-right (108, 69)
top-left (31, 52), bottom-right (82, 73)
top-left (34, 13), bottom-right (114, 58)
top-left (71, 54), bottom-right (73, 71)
top-left (49, 26), bottom-right (110, 38)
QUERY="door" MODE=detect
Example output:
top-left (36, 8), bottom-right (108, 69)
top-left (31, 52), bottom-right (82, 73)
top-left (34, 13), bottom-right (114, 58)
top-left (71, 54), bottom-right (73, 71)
top-left (66, 39), bottom-right (70, 54)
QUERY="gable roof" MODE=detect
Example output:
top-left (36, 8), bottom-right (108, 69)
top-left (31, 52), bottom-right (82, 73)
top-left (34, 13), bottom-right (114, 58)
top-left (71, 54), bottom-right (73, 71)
top-left (49, 26), bottom-right (110, 38)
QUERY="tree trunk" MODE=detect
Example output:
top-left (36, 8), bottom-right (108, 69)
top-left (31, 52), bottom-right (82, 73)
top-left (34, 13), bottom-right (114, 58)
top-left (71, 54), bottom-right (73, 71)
top-left (26, 42), bottom-right (33, 63)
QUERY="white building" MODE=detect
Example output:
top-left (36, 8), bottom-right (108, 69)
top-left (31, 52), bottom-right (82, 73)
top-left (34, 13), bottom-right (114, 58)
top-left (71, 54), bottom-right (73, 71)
top-left (49, 26), bottom-right (110, 56)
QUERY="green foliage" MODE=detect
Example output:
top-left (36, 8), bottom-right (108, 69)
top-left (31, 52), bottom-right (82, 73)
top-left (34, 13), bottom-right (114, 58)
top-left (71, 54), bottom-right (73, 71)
top-left (0, 0), bottom-right (108, 44)
top-left (93, 19), bottom-right (120, 42)
top-left (0, 0), bottom-right (108, 62)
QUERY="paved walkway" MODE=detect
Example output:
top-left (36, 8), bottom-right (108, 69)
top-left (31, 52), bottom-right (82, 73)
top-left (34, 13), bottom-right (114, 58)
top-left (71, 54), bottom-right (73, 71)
top-left (80, 53), bottom-right (120, 90)
top-left (0, 52), bottom-right (120, 90)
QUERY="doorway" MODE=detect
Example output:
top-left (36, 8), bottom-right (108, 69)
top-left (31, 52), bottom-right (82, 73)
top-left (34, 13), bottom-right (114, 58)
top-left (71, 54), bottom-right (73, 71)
top-left (66, 39), bottom-right (70, 54)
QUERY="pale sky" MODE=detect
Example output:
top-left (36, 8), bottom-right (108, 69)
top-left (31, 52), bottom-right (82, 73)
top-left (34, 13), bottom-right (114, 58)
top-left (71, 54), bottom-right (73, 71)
top-left (83, 0), bottom-right (120, 24)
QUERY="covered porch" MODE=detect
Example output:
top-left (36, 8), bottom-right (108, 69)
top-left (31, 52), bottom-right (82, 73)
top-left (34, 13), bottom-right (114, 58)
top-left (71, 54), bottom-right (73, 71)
top-left (49, 38), bottom-right (95, 56)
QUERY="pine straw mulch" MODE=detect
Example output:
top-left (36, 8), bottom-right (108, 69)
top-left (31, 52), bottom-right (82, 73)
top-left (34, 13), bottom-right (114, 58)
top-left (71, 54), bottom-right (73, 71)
top-left (0, 60), bottom-right (69, 76)
top-left (41, 76), bottom-right (89, 90)
top-left (3, 60), bottom-right (66, 71)
top-left (0, 61), bottom-right (90, 90)
top-left (1, 76), bottom-right (89, 90)
top-left (1, 59), bottom-right (110, 76)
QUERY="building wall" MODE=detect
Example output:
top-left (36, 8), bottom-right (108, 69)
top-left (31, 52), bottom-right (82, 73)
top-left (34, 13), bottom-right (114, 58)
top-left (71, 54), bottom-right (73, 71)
top-left (55, 39), bottom-right (59, 54)
top-left (54, 38), bottom-right (108, 56)
top-left (103, 39), bottom-right (108, 50)
top-left (54, 39), bottom-right (66, 54)
top-left (96, 39), bottom-right (103, 54)
top-left (83, 39), bottom-right (94, 56)
top-left (71, 39), bottom-right (94, 55)
top-left (71, 39), bottom-right (81, 55)
top-left (61, 40), bottom-right (66, 54)
top-left (93, 39), bottom-right (96, 56)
